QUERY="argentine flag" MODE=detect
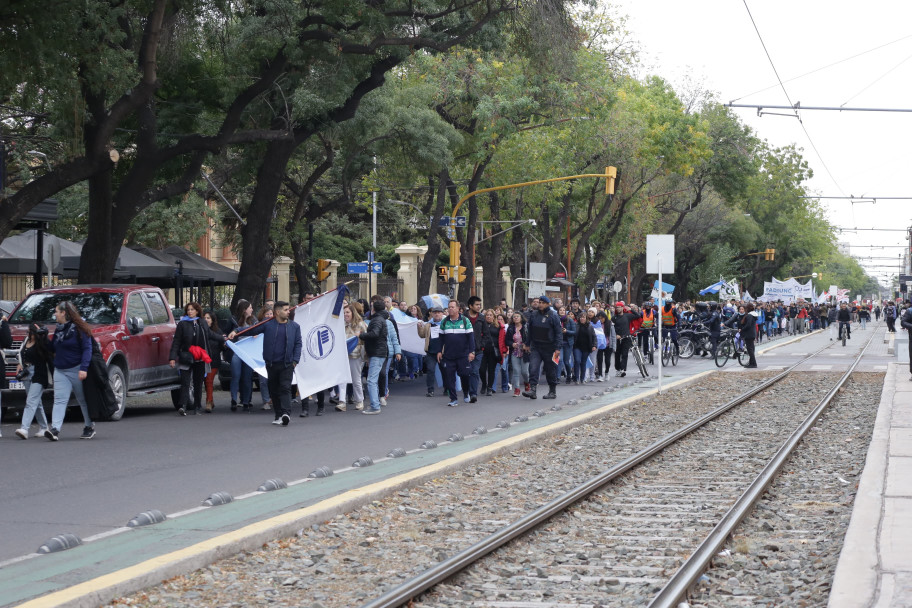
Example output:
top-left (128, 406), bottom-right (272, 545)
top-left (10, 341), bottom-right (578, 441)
top-left (699, 279), bottom-right (729, 296)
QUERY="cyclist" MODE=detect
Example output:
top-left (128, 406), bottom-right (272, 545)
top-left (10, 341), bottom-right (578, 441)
top-left (660, 301), bottom-right (679, 354)
top-left (837, 302), bottom-right (852, 341)
top-left (699, 302), bottom-right (722, 358)
top-left (612, 302), bottom-right (641, 377)
top-left (638, 300), bottom-right (657, 361)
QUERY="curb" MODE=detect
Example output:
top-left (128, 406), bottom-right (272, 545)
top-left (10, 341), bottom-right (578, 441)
top-left (827, 362), bottom-right (896, 608)
top-left (756, 329), bottom-right (821, 354)
top-left (16, 370), bottom-right (716, 608)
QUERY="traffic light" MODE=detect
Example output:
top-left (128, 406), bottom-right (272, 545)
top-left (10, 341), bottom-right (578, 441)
top-left (764, 248), bottom-right (776, 261)
top-left (456, 265), bottom-right (467, 283)
top-left (316, 258), bottom-right (331, 282)
top-left (605, 166), bottom-right (618, 195)
top-left (439, 266), bottom-right (450, 281)
top-left (449, 241), bottom-right (461, 267)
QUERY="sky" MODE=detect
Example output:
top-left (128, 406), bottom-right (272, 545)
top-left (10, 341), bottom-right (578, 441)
top-left (613, 0), bottom-right (912, 287)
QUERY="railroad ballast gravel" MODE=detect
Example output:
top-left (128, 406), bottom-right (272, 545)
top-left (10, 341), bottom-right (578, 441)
top-left (108, 371), bottom-right (878, 608)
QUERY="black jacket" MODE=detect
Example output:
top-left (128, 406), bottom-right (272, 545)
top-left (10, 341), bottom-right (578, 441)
top-left (574, 322), bottom-right (597, 352)
top-left (901, 308), bottom-right (912, 332)
top-left (169, 318), bottom-right (210, 362)
top-left (84, 340), bottom-right (119, 421)
top-left (738, 313), bottom-right (757, 340)
top-left (363, 314), bottom-right (389, 358)
top-left (20, 340), bottom-right (53, 388)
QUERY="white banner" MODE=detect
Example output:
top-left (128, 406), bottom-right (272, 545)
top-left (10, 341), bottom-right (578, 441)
top-left (761, 281), bottom-right (795, 302)
top-left (292, 289), bottom-right (352, 397)
top-left (794, 280), bottom-right (813, 300)
top-left (720, 279), bottom-right (740, 300)
top-left (390, 308), bottom-right (426, 354)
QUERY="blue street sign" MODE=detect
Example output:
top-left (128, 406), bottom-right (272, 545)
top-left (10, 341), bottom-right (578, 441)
top-left (371, 262), bottom-right (383, 273)
top-left (438, 216), bottom-right (467, 227)
top-left (368, 251), bottom-right (374, 263)
top-left (347, 263), bottom-right (368, 274)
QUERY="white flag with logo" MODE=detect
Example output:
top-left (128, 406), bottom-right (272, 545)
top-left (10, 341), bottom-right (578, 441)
top-left (292, 287), bottom-right (352, 397)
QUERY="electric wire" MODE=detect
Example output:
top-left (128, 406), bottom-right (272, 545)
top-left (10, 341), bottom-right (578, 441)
top-left (840, 51), bottom-right (912, 107)
top-left (741, 0), bottom-right (846, 197)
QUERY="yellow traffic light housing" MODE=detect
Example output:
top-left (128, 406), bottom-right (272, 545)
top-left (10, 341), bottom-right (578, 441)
top-left (605, 166), bottom-right (617, 195)
top-left (764, 248), bottom-right (776, 261)
top-left (449, 241), bottom-right (461, 267)
top-left (316, 258), bottom-right (331, 282)
top-left (456, 265), bottom-right (467, 283)
top-left (439, 266), bottom-right (450, 281)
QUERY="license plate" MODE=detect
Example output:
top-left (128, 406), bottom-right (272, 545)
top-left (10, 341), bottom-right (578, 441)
top-left (7, 381), bottom-right (24, 390)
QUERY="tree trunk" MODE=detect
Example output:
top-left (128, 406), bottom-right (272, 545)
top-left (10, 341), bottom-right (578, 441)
top-left (480, 192), bottom-right (504, 307)
top-left (417, 170), bottom-right (448, 298)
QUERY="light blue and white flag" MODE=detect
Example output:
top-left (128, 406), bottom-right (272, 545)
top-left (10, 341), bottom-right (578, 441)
top-left (293, 286), bottom-right (352, 397)
top-left (650, 280), bottom-right (675, 302)
top-left (226, 335), bottom-right (268, 379)
top-left (390, 307), bottom-right (426, 354)
top-left (421, 293), bottom-right (450, 311)
top-left (699, 279), bottom-right (729, 296)
top-left (743, 291), bottom-right (754, 302)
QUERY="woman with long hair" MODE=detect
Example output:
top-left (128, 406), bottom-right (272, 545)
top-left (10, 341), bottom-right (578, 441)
top-left (201, 310), bottom-right (227, 412)
top-left (14, 323), bottom-right (52, 439)
top-left (504, 312), bottom-right (530, 397)
top-left (478, 309), bottom-right (502, 396)
top-left (337, 304), bottom-right (367, 411)
top-left (229, 299), bottom-right (254, 411)
top-left (46, 301), bottom-right (95, 440)
top-left (255, 305), bottom-right (274, 410)
top-left (169, 302), bottom-right (210, 416)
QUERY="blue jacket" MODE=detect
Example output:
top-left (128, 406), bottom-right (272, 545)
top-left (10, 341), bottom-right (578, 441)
top-left (439, 314), bottom-right (476, 360)
top-left (247, 319), bottom-right (302, 366)
top-left (529, 306), bottom-right (563, 351)
top-left (50, 322), bottom-right (93, 372)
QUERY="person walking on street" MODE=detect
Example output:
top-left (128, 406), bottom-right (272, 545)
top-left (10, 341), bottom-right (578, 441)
top-left (234, 301), bottom-right (302, 425)
top-left (901, 301), bottom-right (912, 380)
top-left (558, 306), bottom-right (577, 384)
top-left (228, 299), bottom-right (255, 411)
top-left (338, 304), bottom-right (367, 411)
top-left (46, 302), bottom-right (95, 440)
top-left (438, 300), bottom-right (475, 407)
top-left (573, 311), bottom-right (597, 383)
top-left (837, 302), bottom-right (852, 341)
top-left (885, 302), bottom-right (897, 333)
top-left (0, 315), bottom-right (11, 437)
top-left (14, 323), bottom-right (51, 439)
top-left (505, 312), bottom-right (530, 397)
top-left (201, 311), bottom-right (227, 412)
top-left (361, 300), bottom-right (393, 414)
top-left (479, 310), bottom-right (503, 396)
top-left (522, 296), bottom-right (562, 400)
top-left (169, 302), bottom-right (211, 416)
top-left (417, 307), bottom-right (446, 397)
top-left (465, 296), bottom-right (484, 400)
top-left (739, 303), bottom-right (759, 368)
top-left (612, 302), bottom-right (641, 377)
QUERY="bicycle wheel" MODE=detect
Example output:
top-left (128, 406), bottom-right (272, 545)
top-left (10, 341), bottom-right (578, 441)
top-left (632, 345), bottom-right (649, 377)
top-left (678, 337), bottom-right (695, 359)
top-left (737, 346), bottom-right (749, 367)
top-left (715, 338), bottom-right (732, 367)
top-left (671, 344), bottom-right (679, 366)
top-left (662, 344), bottom-right (670, 367)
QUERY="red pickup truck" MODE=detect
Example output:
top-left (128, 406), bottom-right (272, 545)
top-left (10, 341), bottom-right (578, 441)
top-left (2, 284), bottom-right (181, 420)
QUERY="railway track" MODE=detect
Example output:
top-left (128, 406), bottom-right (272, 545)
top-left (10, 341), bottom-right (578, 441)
top-left (358, 329), bottom-right (877, 608)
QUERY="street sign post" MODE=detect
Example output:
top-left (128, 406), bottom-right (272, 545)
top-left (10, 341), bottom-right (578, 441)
top-left (438, 216), bottom-right (467, 227)
top-left (647, 234), bottom-right (675, 394)
top-left (347, 263), bottom-right (368, 274)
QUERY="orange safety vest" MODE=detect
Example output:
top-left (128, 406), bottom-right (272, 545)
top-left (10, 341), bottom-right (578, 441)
top-left (641, 309), bottom-right (655, 329)
top-left (661, 309), bottom-right (676, 326)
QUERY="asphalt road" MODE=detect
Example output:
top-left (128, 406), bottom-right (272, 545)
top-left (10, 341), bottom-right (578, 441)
top-left (0, 325), bottom-right (893, 564)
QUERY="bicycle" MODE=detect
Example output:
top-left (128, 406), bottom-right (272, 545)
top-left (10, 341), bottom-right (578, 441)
top-left (660, 336), bottom-right (679, 366)
top-left (838, 322), bottom-right (849, 347)
top-left (714, 330), bottom-right (737, 367)
top-left (628, 336), bottom-right (649, 378)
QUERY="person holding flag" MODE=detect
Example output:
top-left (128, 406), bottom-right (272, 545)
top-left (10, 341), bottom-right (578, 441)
top-left (231, 301), bottom-right (302, 426)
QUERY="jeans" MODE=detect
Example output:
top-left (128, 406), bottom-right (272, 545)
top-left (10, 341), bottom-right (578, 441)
top-left (366, 356), bottom-right (385, 411)
top-left (338, 358), bottom-right (365, 405)
top-left (51, 365), bottom-right (90, 431)
top-left (468, 352), bottom-right (482, 396)
top-left (560, 344), bottom-right (574, 378)
top-left (405, 352), bottom-right (423, 378)
top-left (572, 348), bottom-right (588, 382)
top-left (266, 362), bottom-right (295, 418)
top-left (179, 362), bottom-right (205, 410)
top-left (860, 317), bottom-right (867, 329)
top-left (510, 354), bottom-right (529, 389)
top-left (499, 356), bottom-right (510, 391)
top-left (259, 373), bottom-right (271, 404)
top-left (20, 373), bottom-right (49, 433)
top-left (230, 354), bottom-right (253, 405)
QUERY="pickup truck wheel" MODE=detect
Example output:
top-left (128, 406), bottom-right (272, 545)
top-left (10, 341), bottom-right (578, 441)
top-left (107, 365), bottom-right (127, 421)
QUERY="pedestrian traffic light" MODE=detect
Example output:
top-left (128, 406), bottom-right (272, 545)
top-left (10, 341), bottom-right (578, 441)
top-left (317, 258), bottom-right (331, 282)
top-left (764, 248), bottom-right (776, 261)
top-left (439, 266), bottom-right (450, 281)
top-left (456, 265), bottom-right (467, 283)
top-left (605, 166), bottom-right (618, 195)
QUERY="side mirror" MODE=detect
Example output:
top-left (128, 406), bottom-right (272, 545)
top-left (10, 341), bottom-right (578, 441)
top-left (130, 317), bottom-right (145, 335)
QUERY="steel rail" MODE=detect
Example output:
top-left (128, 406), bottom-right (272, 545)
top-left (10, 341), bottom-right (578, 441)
top-left (358, 337), bottom-right (840, 608)
top-left (647, 329), bottom-right (877, 608)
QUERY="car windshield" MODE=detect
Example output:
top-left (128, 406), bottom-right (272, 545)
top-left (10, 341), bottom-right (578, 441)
top-left (9, 292), bottom-right (124, 326)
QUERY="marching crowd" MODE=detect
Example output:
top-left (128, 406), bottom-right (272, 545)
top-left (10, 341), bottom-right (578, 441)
top-left (5, 290), bottom-right (912, 438)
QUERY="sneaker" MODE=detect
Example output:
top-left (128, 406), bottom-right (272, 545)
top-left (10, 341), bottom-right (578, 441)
top-left (362, 408), bottom-right (381, 415)
top-left (379, 397), bottom-right (387, 407)
top-left (281, 414), bottom-right (290, 426)
top-left (448, 400), bottom-right (459, 407)
top-left (15, 428), bottom-right (28, 440)
top-left (354, 401), bottom-right (364, 411)
top-left (620, 371), bottom-right (626, 377)
top-left (45, 428), bottom-right (59, 441)
top-left (178, 407), bottom-right (187, 416)
top-left (271, 418), bottom-right (283, 425)
top-left (334, 403), bottom-right (346, 412)
top-left (464, 396), bottom-right (471, 403)
top-left (470, 395), bottom-right (477, 403)
top-left (80, 426), bottom-right (95, 439)
top-left (513, 388), bottom-right (520, 397)
top-left (261, 402), bottom-right (272, 410)
top-left (425, 390), bottom-right (434, 398)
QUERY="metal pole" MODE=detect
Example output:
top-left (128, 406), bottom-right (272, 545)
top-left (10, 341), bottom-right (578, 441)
top-left (657, 257), bottom-right (663, 393)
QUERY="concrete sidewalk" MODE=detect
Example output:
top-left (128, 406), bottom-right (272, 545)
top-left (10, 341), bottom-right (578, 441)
top-left (829, 361), bottom-right (912, 608)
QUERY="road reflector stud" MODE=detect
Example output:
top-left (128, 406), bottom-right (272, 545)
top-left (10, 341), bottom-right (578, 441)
top-left (550, 404), bottom-right (563, 412)
top-left (420, 440), bottom-right (438, 449)
top-left (352, 457), bottom-right (374, 468)
top-left (448, 433), bottom-right (464, 442)
top-left (127, 510), bottom-right (167, 528)
top-left (496, 420), bottom-right (510, 429)
top-left (387, 448), bottom-right (407, 458)
top-left (472, 426), bottom-right (488, 435)
top-left (308, 466), bottom-right (334, 479)
top-left (257, 479), bottom-right (288, 492)
top-left (202, 492), bottom-right (234, 506)
top-left (566, 399), bottom-right (578, 405)
top-left (514, 415), bottom-right (529, 423)
top-left (533, 410), bottom-right (547, 417)
top-left (38, 533), bottom-right (82, 554)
